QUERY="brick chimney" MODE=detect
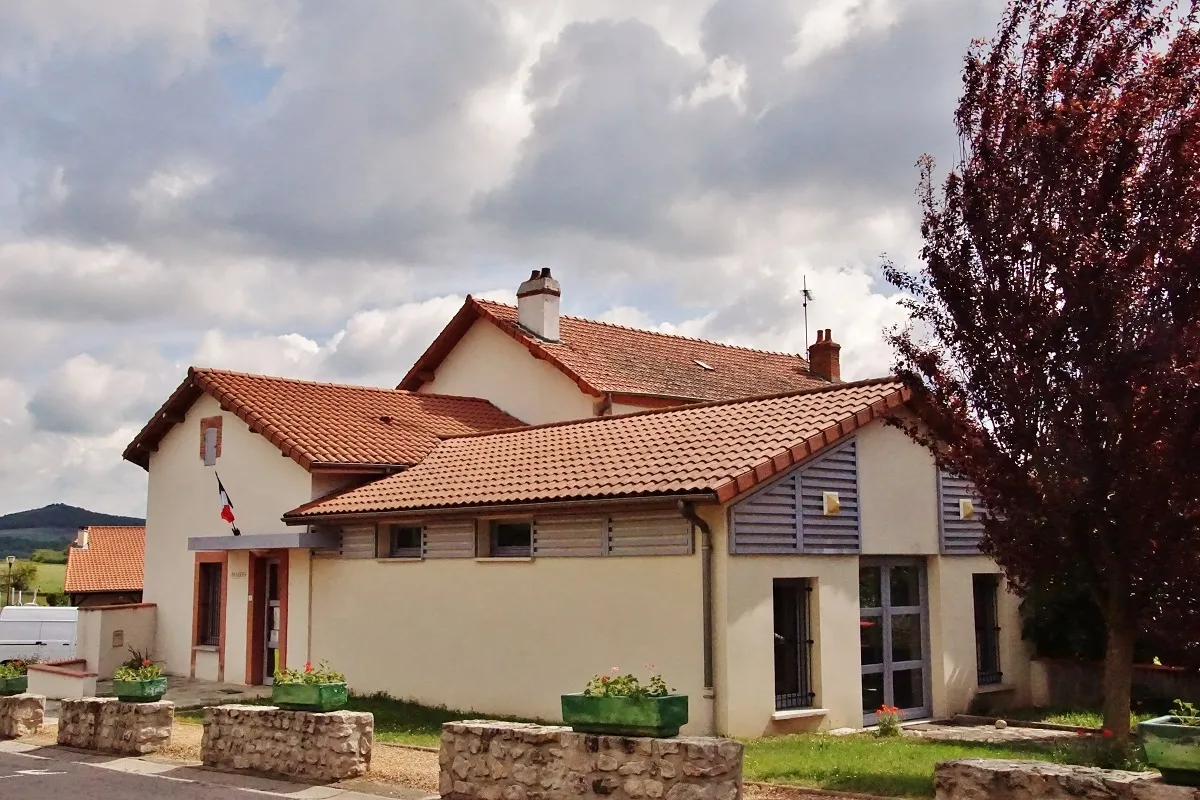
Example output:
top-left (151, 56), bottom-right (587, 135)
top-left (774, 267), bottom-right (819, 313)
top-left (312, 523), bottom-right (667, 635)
top-left (517, 268), bottom-right (561, 342)
top-left (808, 328), bottom-right (841, 382)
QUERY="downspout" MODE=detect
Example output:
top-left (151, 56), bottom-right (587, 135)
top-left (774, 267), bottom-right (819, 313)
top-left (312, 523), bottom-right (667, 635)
top-left (679, 501), bottom-right (715, 697)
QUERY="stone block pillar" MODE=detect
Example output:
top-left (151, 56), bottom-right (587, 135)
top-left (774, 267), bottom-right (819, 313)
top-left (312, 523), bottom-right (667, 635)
top-left (935, 759), bottom-right (1188, 800)
top-left (201, 704), bottom-right (373, 783)
top-left (438, 721), bottom-right (744, 800)
top-left (57, 697), bottom-right (174, 754)
top-left (0, 694), bottom-right (45, 739)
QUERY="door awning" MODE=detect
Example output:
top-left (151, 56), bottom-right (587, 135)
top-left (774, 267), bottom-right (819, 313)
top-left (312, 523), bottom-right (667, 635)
top-left (187, 530), bottom-right (341, 552)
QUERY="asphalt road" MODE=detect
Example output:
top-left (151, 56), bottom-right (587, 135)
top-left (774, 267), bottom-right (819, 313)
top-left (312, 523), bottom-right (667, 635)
top-left (0, 747), bottom-right (401, 800)
top-left (0, 751), bottom-right (248, 800)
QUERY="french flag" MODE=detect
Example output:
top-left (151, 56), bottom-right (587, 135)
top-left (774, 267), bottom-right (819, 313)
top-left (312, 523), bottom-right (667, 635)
top-left (216, 473), bottom-right (241, 536)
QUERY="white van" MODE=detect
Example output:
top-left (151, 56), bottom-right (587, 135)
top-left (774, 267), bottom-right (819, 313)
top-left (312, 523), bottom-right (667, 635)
top-left (0, 605), bottom-right (78, 664)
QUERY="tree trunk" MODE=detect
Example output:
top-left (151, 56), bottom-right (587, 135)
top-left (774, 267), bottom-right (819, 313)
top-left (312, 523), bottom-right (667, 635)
top-left (1102, 590), bottom-right (1136, 741)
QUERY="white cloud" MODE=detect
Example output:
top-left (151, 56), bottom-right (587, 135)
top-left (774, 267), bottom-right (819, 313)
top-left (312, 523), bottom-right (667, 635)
top-left (0, 0), bottom-right (1003, 516)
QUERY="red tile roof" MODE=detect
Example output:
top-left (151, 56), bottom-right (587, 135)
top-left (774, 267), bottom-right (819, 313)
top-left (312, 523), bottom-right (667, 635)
top-left (287, 378), bottom-right (908, 519)
top-left (64, 526), bottom-right (146, 594)
top-left (123, 368), bottom-right (524, 472)
top-left (398, 297), bottom-right (829, 402)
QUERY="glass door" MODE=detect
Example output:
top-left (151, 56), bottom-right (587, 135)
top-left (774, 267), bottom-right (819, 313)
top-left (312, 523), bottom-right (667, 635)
top-left (263, 559), bottom-right (281, 685)
top-left (860, 559), bottom-right (930, 725)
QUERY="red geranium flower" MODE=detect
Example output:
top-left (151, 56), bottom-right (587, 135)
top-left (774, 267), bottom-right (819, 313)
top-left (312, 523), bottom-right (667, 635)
top-left (142, 659), bottom-right (151, 667)
top-left (305, 662), bottom-right (313, 673)
top-left (1103, 729), bottom-right (1114, 738)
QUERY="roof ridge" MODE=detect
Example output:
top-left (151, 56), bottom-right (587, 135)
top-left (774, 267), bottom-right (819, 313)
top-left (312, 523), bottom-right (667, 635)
top-left (472, 298), bottom-right (813, 363)
top-left (191, 367), bottom-right (505, 406)
top-left (442, 375), bottom-right (901, 442)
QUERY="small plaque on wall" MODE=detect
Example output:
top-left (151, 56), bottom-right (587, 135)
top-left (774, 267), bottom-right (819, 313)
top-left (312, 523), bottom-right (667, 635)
top-left (112, 630), bottom-right (124, 648)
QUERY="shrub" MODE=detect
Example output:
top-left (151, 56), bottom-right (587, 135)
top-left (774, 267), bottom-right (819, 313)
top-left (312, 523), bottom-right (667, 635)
top-left (114, 658), bottom-right (163, 682)
top-left (0, 658), bottom-right (36, 678)
top-left (275, 660), bottom-right (345, 685)
top-left (875, 705), bottom-right (903, 737)
top-left (583, 666), bottom-right (672, 698)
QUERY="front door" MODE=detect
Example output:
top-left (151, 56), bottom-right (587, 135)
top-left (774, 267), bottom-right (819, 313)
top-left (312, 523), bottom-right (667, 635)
top-left (263, 558), bottom-right (282, 685)
top-left (860, 559), bottom-right (930, 725)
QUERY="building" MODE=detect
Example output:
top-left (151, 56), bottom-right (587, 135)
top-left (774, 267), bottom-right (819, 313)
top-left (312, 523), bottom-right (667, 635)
top-left (125, 271), bottom-right (1030, 736)
top-left (64, 526), bottom-right (146, 607)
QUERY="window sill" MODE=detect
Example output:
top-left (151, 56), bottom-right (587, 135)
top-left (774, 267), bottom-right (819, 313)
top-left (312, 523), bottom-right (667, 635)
top-left (376, 557), bottom-right (424, 563)
top-left (772, 707), bottom-right (828, 721)
top-left (475, 557), bottom-right (534, 563)
top-left (975, 683), bottom-right (1014, 695)
top-left (192, 645), bottom-right (220, 653)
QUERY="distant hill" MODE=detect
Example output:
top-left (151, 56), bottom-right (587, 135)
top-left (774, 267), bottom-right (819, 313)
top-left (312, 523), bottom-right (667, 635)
top-left (0, 504), bottom-right (145, 559)
top-left (0, 503), bottom-right (144, 531)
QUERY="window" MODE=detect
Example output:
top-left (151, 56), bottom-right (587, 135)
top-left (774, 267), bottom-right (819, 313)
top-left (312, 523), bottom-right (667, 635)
top-left (973, 574), bottom-right (1002, 685)
top-left (773, 579), bottom-right (815, 710)
top-left (196, 562), bottom-right (223, 646)
top-left (386, 525), bottom-right (423, 558)
top-left (488, 520), bottom-right (533, 558)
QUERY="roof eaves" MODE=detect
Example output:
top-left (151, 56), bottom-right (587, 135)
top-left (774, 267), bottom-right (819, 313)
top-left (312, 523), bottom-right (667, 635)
top-left (713, 385), bottom-right (912, 505)
top-left (192, 370), bottom-right (320, 473)
top-left (121, 373), bottom-right (205, 470)
top-left (396, 297), bottom-right (482, 391)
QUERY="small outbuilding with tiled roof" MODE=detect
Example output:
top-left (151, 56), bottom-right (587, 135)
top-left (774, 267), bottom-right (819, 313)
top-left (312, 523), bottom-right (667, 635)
top-left (64, 526), bottom-right (146, 607)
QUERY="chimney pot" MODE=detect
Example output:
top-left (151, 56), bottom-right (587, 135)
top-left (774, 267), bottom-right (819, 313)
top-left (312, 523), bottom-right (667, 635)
top-left (808, 328), bottom-right (842, 383)
top-left (516, 269), bottom-right (562, 342)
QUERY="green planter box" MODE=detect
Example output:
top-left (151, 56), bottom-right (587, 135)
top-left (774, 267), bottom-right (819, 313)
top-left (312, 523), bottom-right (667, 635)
top-left (561, 694), bottom-right (688, 738)
top-left (0, 675), bottom-right (29, 696)
top-left (1139, 716), bottom-right (1200, 786)
top-left (113, 676), bottom-right (168, 703)
top-left (271, 682), bottom-right (349, 712)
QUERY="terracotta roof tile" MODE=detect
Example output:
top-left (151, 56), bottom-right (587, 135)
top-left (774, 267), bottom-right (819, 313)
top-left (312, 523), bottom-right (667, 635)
top-left (399, 298), bottom-right (828, 402)
top-left (288, 378), bottom-right (908, 518)
top-left (64, 527), bottom-right (145, 594)
top-left (124, 369), bottom-right (524, 471)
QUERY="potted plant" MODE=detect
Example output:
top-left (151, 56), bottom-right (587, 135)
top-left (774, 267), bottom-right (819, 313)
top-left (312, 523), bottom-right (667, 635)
top-left (561, 665), bottom-right (688, 738)
top-left (113, 654), bottom-right (168, 702)
top-left (1139, 699), bottom-right (1200, 786)
top-left (0, 659), bottom-right (34, 695)
top-left (271, 661), bottom-right (348, 712)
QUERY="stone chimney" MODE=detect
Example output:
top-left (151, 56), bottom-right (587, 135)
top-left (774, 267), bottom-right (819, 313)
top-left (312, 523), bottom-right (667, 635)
top-left (808, 328), bottom-right (841, 382)
top-left (517, 268), bottom-right (561, 342)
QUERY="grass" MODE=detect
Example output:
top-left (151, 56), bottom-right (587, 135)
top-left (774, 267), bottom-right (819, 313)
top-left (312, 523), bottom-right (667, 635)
top-left (1004, 706), bottom-right (1158, 730)
top-left (744, 732), bottom-right (1152, 797)
top-left (30, 562), bottom-right (66, 595)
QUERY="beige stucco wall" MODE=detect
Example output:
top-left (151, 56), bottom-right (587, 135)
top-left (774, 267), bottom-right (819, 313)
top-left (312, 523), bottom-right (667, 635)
top-left (27, 667), bottom-right (97, 700)
top-left (928, 556), bottom-right (1031, 716)
top-left (309, 552), bottom-right (712, 734)
top-left (142, 393), bottom-right (314, 680)
top-left (857, 420), bottom-right (940, 555)
top-left (418, 319), bottom-right (596, 424)
top-left (716, 420), bottom-right (1031, 737)
top-left (76, 604), bottom-right (158, 679)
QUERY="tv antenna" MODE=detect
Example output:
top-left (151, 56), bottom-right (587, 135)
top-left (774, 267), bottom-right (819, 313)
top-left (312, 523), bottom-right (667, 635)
top-left (802, 276), bottom-right (814, 352)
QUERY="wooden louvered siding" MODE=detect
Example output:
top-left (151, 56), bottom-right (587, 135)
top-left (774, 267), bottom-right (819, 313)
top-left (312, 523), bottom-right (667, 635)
top-left (423, 520), bottom-right (477, 559)
top-left (731, 439), bottom-right (860, 554)
top-left (334, 525), bottom-right (376, 559)
top-left (939, 471), bottom-right (985, 554)
top-left (730, 475), bottom-right (799, 553)
top-left (534, 517), bottom-right (607, 557)
top-left (608, 511), bottom-right (693, 556)
top-left (798, 442), bottom-right (860, 554)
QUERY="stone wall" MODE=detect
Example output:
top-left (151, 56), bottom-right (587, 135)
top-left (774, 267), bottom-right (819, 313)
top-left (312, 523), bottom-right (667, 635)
top-left (57, 698), bottom-right (173, 754)
top-left (935, 759), bottom-right (1187, 800)
top-left (0, 694), bottom-right (45, 739)
top-left (201, 705), bottom-right (373, 783)
top-left (439, 721), bottom-right (744, 800)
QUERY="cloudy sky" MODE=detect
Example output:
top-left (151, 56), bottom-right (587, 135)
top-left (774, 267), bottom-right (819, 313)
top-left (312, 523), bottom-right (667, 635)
top-left (0, 0), bottom-right (1003, 518)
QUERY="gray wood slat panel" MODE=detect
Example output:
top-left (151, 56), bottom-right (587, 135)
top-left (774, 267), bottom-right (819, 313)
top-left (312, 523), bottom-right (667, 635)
top-left (338, 525), bottom-right (376, 559)
top-left (731, 440), bottom-right (861, 555)
top-left (609, 511), bottom-right (692, 556)
top-left (424, 520), bottom-right (476, 558)
top-left (939, 471), bottom-right (985, 554)
top-left (731, 475), bottom-right (799, 554)
top-left (535, 516), bottom-right (606, 557)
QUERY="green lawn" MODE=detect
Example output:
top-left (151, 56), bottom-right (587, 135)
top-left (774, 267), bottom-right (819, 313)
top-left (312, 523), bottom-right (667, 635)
top-left (1004, 707), bottom-right (1157, 730)
top-left (31, 562), bottom-right (66, 595)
